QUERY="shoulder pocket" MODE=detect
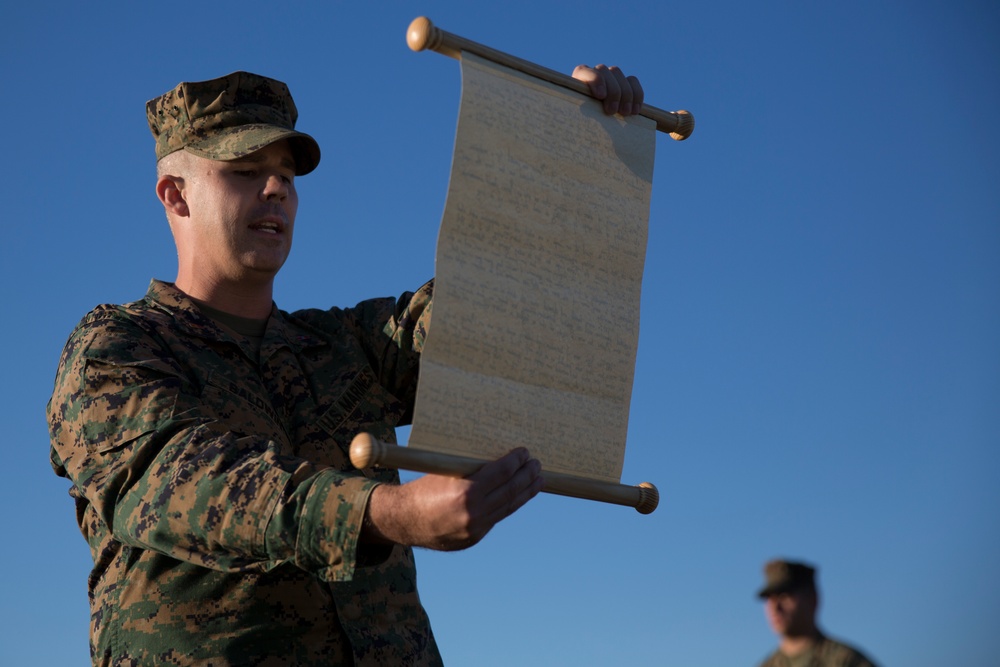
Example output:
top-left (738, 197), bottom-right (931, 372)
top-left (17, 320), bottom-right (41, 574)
top-left (79, 358), bottom-right (180, 453)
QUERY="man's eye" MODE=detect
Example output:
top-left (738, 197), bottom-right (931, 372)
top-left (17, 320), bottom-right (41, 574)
top-left (234, 169), bottom-right (257, 177)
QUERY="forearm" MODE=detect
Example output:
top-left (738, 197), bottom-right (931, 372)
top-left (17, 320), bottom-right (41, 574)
top-left (61, 413), bottom-right (376, 577)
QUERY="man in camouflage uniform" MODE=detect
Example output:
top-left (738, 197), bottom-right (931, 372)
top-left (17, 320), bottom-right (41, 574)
top-left (48, 67), bottom-right (644, 666)
top-left (756, 559), bottom-right (880, 667)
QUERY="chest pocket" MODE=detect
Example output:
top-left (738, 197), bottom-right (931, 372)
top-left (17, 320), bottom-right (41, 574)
top-left (200, 371), bottom-right (288, 445)
top-left (315, 366), bottom-right (407, 445)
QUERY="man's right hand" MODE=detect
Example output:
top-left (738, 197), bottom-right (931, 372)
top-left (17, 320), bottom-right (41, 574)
top-left (362, 448), bottom-right (543, 551)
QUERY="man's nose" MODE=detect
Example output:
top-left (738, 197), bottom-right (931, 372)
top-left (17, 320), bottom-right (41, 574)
top-left (260, 174), bottom-right (288, 201)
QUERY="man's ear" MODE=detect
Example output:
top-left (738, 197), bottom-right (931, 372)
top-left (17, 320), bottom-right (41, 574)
top-left (156, 174), bottom-right (189, 217)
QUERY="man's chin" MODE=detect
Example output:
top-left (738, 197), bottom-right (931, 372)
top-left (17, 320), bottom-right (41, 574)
top-left (768, 620), bottom-right (789, 635)
top-left (244, 254), bottom-right (289, 276)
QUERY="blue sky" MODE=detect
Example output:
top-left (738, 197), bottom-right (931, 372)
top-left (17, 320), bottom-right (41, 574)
top-left (3, 2), bottom-right (998, 665)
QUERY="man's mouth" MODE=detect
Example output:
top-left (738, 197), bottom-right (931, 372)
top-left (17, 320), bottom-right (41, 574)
top-left (252, 221), bottom-right (282, 234)
top-left (250, 214), bottom-right (287, 234)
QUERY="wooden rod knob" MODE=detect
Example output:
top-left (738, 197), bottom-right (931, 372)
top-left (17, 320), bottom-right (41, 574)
top-left (406, 16), bottom-right (440, 53)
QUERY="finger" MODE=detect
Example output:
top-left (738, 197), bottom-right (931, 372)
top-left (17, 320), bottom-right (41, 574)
top-left (572, 64), bottom-right (606, 100)
top-left (478, 454), bottom-right (543, 528)
top-left (467, 447), bottom-right (531, 487)
top-left (596, 64), bottom-right (623, 115)
top-left (606, 66), bottom-right (634, 115)
top-left (626, 75), bottom-right (644, 115)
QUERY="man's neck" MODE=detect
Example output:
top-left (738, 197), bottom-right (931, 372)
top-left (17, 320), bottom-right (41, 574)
top-left (174, 275), bottom-right (274, 319)
top-left (779, 630), bottom-right (822, 657)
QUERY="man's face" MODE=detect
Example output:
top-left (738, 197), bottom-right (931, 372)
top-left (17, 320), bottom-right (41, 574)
top-left (180, 140), bottom-right (299, 282)
top-left (763, 588), bottom-right (817, 638)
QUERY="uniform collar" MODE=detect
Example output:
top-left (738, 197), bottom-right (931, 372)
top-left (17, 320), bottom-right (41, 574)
top-left (143, 279), bottom-right (326, 352)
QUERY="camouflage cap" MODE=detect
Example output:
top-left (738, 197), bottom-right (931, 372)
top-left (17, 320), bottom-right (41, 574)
top-left (146, 71), bottom-right (320, 175)
top-left (757, 559), bottom-right (817, 598)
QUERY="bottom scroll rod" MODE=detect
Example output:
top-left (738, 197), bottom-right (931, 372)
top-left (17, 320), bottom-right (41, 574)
top-left (350, 432), bottom-right (659, 514)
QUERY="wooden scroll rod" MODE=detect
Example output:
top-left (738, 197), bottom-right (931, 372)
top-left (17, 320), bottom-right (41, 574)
top-left (406, 16), bottom-right (694, 141)
top-left (350, 433), bottom-right (659, 514)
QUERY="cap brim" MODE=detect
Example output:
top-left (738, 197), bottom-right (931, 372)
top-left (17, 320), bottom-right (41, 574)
top-left (184, 124), bottom-right (321, 175)
top-left (759, 580), bottom-right (816, 598)
top-left (757, 583), bottom-right (794, 599)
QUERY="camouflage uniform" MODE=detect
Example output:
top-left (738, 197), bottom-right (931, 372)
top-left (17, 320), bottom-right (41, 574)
top-left (47, 279), bottom-right (442, 666)
top-left (758, 635), bottom-right (878, 667)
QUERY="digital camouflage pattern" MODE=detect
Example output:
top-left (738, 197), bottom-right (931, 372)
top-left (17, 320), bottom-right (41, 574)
top-left (47, 279), bottom-right (442, 666)
top-left (758, 635), bottom-right (879, 667)
top-left (146, 71), bottom-right (321, 175)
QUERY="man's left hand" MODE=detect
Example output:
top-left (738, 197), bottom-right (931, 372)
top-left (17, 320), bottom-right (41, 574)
top-left (572, 65), bottom-right (644, 116)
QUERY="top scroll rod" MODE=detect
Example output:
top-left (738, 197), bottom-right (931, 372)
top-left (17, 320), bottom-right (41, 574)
top-left (406, 16), bottom-right (695, 141)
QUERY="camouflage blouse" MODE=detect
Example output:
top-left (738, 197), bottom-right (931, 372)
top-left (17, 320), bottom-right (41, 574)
top-left (47, 279), bottom-right (442, 666)
top-left (759, 635), bottom-right (878, 667)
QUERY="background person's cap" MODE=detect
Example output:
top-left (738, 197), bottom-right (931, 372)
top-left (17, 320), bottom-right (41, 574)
top-left (757, 559), bottom-right (817, 598)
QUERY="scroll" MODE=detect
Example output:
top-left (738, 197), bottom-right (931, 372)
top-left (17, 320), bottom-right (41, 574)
top-left (350, 18), bottom-right (695, 514)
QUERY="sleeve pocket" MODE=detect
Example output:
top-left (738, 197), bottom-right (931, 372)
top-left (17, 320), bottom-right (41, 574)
top-left (80, 357), bottom-right (181, 454)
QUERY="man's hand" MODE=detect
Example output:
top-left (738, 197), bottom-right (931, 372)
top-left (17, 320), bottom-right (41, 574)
top-left (572, 65), bottom-right (644, 117)
top-left (363, 448), bottom-right (543, 551)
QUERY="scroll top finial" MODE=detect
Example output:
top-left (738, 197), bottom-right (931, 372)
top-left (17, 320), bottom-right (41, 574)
top-left (669, 110), bottom-right (695, 141)
top-left (407, 16), bottom-right (439, 52)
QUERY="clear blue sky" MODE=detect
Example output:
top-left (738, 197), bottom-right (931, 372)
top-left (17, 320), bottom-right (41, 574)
top-left (4, 2), bottom-right (997, 665)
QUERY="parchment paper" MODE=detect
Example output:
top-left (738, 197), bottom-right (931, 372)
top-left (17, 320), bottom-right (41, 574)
top-left (408, 53), bottom-right (656, 483)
